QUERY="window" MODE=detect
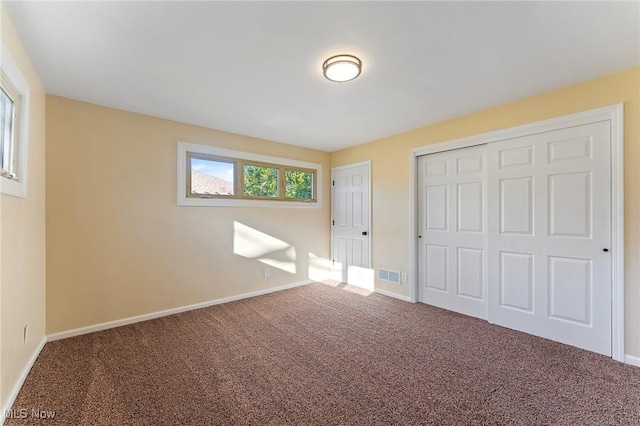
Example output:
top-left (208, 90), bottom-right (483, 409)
top-left (285, 169), bottom-right (314, 200)
top-left (243, 163), bottom-right (279, 198)
top-left (178, 142), bottom-right (322, 207)
top-left (188, 154), bottom-right (236, 196)
top-left (0, 42), bottom-right (30, 198)
top-left (0, 86), bottom-right (16, 173)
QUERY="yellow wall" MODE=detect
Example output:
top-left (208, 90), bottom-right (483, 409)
top-left (45, 96), bottom-right (331, 334)
top-left (331, 67), bottom-right (640, 357)
top-left (0, 3), bottom-right (46, 411)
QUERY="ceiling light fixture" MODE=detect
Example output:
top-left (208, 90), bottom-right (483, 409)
top-left (322, 54), bottom-right (362, 83)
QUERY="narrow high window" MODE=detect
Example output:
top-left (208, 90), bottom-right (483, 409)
top-left (178, 142), bottom-right (321, 208)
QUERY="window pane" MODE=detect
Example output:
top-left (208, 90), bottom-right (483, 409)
top-left (190, 157), bottom-right (235, 196)
top-left (243, 164), bottom-right (278, 198)
top-left (0, 86), bottom-right (15, 172)
top-left (285, 169), bottom-right (313, 200)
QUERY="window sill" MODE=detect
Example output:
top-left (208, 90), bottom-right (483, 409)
top-left (177, 197), bottom-right (320, 208)
top-left (0, 176), bottom-right (26, 198)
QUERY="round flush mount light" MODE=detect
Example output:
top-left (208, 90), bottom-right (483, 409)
top-left (322, 54), bottom-right (362, 83)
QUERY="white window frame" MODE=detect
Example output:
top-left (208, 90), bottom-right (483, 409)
top-left (177, 141), bottom-right (323, 208)
top-left (0, 42), bottom-right (30, 198)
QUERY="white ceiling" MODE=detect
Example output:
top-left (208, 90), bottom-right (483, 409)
top-left (4, 1), bottom-right (639, 152)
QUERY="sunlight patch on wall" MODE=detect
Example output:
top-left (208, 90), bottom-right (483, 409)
top-left (233, 221), bottom-right (296, 274)
top-left (260, 246), bottom-right (296, 274)
top-left (308, 252), bottom-right (332, 282)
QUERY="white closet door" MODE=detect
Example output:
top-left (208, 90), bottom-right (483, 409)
top-left (418, 145), bottom-right (488, 320)
top-left (487, 121), bottom-right (611, 355)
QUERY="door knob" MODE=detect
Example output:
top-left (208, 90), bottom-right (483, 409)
top-left (603, 248), bottom-right (609, 252)
top-left (362, 231), bottom-right (368, 236)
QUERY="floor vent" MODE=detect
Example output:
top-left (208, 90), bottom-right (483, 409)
top-left (378, 268), bottom-right (401, 284)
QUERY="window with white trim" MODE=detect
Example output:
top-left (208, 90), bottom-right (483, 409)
top-left (0, 43), bottom-right (30, 198)
top-left (178, 142), bottom-right (322, 208)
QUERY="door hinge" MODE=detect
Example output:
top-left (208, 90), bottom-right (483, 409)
top-left (332, 180), bottom-right (335, 186)
top-left (332, 220), bottom-right (335, 225)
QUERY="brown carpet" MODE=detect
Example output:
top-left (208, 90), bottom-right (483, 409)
top-left (7, 282), bottom-right (640, 425)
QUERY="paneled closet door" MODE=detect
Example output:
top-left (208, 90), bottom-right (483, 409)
top-left (487, 121), bottom-right (612, 356)
top-left (418, 145), bottom-right (488, 320)
top-left (332, 163), bottom-right (371, 285)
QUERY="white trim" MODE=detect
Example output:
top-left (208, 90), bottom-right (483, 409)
top-left (411, 104), bottom-right (620, 157)
top-left (409, 150), bottom-right (418, 303)
top-left (177, 141), bottom-right (322, 208)
top-left (0, 42), bottom-right (30, 198)
top-left (624, 354), bottom-right (640, 368)
top-left (330, 160), bottom-right (372, 275)
top-left (331, 160), bottom-right (372, 173)
top-left (47, 280), bottom-right (314, 342)
top-left (411, 104), bottom-right (624, 361)
top-left (375, 288), bottom-right (412, 303)
top-left (610, 105), bottom-right (625, 362)
top-left (2, 337), bottom-right (46, 422)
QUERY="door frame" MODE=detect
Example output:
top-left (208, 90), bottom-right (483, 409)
top-left (331, 160), bottom-right (373, 276)
top-left (409, 104), bottom-right (624, 362)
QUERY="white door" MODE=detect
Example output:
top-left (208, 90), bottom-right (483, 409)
top-left (331, 163), bottom-right (371, 286)
top-left (487, 121), bottom-right (611, 355)
top-left (418, 145), bottom-right (488, 319)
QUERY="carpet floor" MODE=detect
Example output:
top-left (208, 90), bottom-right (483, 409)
top-left (6, 282), bottom-right (640, 425)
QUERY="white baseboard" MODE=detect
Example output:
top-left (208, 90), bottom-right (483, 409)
top-left (624, 354), bottom-right (640, 367)
top-left (47, 280), bottom-right (314, 342)
top-left (2, 337), bottom-right (46, 424)
top-left (375, 288), bottom-right (412, 302)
